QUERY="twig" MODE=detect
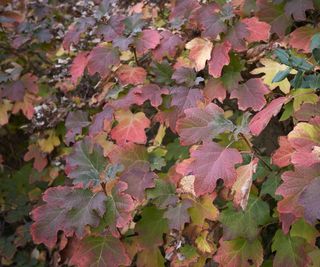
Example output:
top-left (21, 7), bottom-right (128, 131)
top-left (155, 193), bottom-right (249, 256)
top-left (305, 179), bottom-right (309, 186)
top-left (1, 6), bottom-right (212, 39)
top-left (239, 133), bottom-right (273, 172)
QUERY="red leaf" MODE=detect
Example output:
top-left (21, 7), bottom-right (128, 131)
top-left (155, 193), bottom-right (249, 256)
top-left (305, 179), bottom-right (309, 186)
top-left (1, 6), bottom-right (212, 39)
top-left (70, 52), bottom-right (89, 84)
top-left (135, 29), bottom-right (161, 56)
top-left (111, 110), bottom-right (150, 145)
top-left (208, 41), bottom-right (231, 78)
top-left (230, 78), bottom-right (269, 111)
top-left (298, 177), bottom-right (320, 224)
top-left (116, 65), bottom-right (147, 85)
top-left (185, 37), bottom-right (213, 72)
top-left (65, 110), bottom-right (90, 145)
top-left (249, 97), bottom-right (287, 136)
top-left (194, 4), bottom-right (227, 39)
top-left (87, 44), bottom-right (120, 78)
top-left (24, 144), bottom-right (48, 172)
top-left (285, 0), bottom-right (314, 21)
top-left (62, 17), bottom-right (95, 50)
top-left (256, 0), bottom-right (292, 37)
top-left (289, 26), bottom-right (320, 53)
top-left (104, 181), bottom-right (135, 231)
top-left (272, 136), bottom-right (294, 168)
top-left (242, 17), bottom-right (271, 42)
top-left (89, 106), bottom-right (114, 136)
top-left (176, 103), bottom-right (234, 145)
top-left (276, 165), bottom-right (320, 228)
top-left (120, 161), bottom-right (157, 201)
top-left (69, 235), bottom-right (130, 267)
top-left (204, 78), bottom-right (227, 103)
top-left (31, 186), bottom-right (107, 248)
top-left (152, 31), bottom-right (184, 61)
top-left (225, 21), bottom-right (249, 52)
top-left (188, 142), bottom-right (242, 195)
top-left (169, 0), bottom-right (201, 22)
top-left (96, 15), bottom-right (125, 42)
top-left (163, 199), bottom-right (192, 230)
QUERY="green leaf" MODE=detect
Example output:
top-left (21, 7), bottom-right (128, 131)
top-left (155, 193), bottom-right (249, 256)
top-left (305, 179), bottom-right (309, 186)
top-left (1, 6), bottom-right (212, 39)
top-left (135, 206), bottom-right (168, 248)
top-left (146, 179), bottom-right (178, 209)
top-left (65, 138), bottom-right (107, 188)
top-left (219, 196), bottom-right (270, 240)
top-left (272, 67), bottom-right (291, 83)
top-left (272, 230), bottom-right (313, 267)
top-left (137, 248), bottom-right (165, 267)
top-left (291, 219), bottom-right (318, 245)
top-left (214, 238), bottom-right (263, 267)
top-left (151, 62), bottom-right (173, 85)
top-left (260, 172), bottom-right (281, 200)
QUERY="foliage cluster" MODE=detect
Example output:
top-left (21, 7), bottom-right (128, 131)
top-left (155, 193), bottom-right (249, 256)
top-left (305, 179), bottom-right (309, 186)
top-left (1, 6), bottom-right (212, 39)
top-left (1, 0), bottom-right (320, 266)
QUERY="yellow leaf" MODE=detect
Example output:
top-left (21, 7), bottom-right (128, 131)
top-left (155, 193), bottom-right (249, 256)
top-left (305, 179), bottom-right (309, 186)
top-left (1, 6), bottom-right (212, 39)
top-left (189, 194), bottom-right (219, 226)
top-left (38, 130), bottom-right (60, 153)
top-left (153, 124), bottom-right (166, 146)
top-left (195, 231), bottom-right (215, 254)
top-left (251, 58), bottom-right (297, 94)
top-left (291, 89), bottom-right (318, 111)
top-left (0, 99), bottom-right (13, 126)
top-left (185, 38), bottom-right (213, 72)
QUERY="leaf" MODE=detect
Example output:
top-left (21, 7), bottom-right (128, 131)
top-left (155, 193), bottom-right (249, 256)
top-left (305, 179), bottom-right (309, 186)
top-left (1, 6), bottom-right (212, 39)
top-left (120, 161), bottom-right (157, 201)
top-left (38, 130), bottom-right (60, 153)
top-left (256, 0), bottom-right (292, 37)
top-left (224, 21), bottom-right (249, 52)
top-left (136, 248), bottom-right (165, 267)
top-left (89, 106), bottom-right (114, 137)
top-left (276, 164), bottom-right (320, 228)
top-left (231, 160), bottom-right (257, 210)
top-left (188, 194), bottom-right (219, 226)
top-left (169, 0), bottom-right (201, 22)
top-left (116, 65), bottom-right (147, 86)
top-left (172, 67), bottom-right (196, 87)
top-left (219, 196), bottom-right (270, 241)
top-left (204, 78), bottom-right (227, 103)
top-left (0, 99), bottom-right (12, 126)
top-left (133, 84), bottom-right (169, 107)
top-left (242, 17), bottom-right (271, 42)
top-left (164, 199), bottom-right (192, 230)
top-left (65, 138), bottom-right (107, 188)
top-left (111, 110), bottom-right (150, 145)
top-left (101, 181), bottom-right (134, 233)
top-left (272, 136), bottom-right (294, 167)
top-left (289, 26), bottom-right (320, 53)
top-left (185, 38), bottom-right (213, 72)
top-left (147, 179), bottom-right (179, 209)
top-left (291, 219), bottom-right (319, 245)
top-left (109, 143), bottom-right (148, 168)
top-left (65, 110), bottom-right (90, 145)
top-left (195, 4), bottom-right (227, 39)
top-left (69, 235), bottom-right (130, 267)
top-left (230, 78), bottom-right (269, 111)
top-left (96, 14), bottom-right (125, 42)
top-left (188, 142), bottom-right (243, 195)
top-left (214, 238), bottom-right (263, 267)
top-left (284, 0), bottom-right (314, 21)
top-left (152, 31), bottom-right (184, 61)
top-left (62, 17), bottom-right (95, 49)
top-left (249, 97), bottom-right (287, 136)
top-left (272, 230), bottom-right (312, 267)
top-left (150, 61), bottom-right (173, 85)
top-left (31, 186), bottom-right (107, 248)
top-left (176, 103), bottom-right (234, 146)
top-left (135, 206), bottom-right (168, 249)
top-left (260, 172), bottom-right (281, 200)
top-left (135, 29), bottom-right (161, 56)
top-left (70, 51), bottom-right (89, 84)
top-left (195, 231), bottom-right (215, 253)
top-left (24, 144), bottom-right (48, 172)
top-left (87, 43), bottom-right (120, 78)
top-left (208, 41), bottom-right (231, 78)
top-left (298, 177), bottom-right (320, 224)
